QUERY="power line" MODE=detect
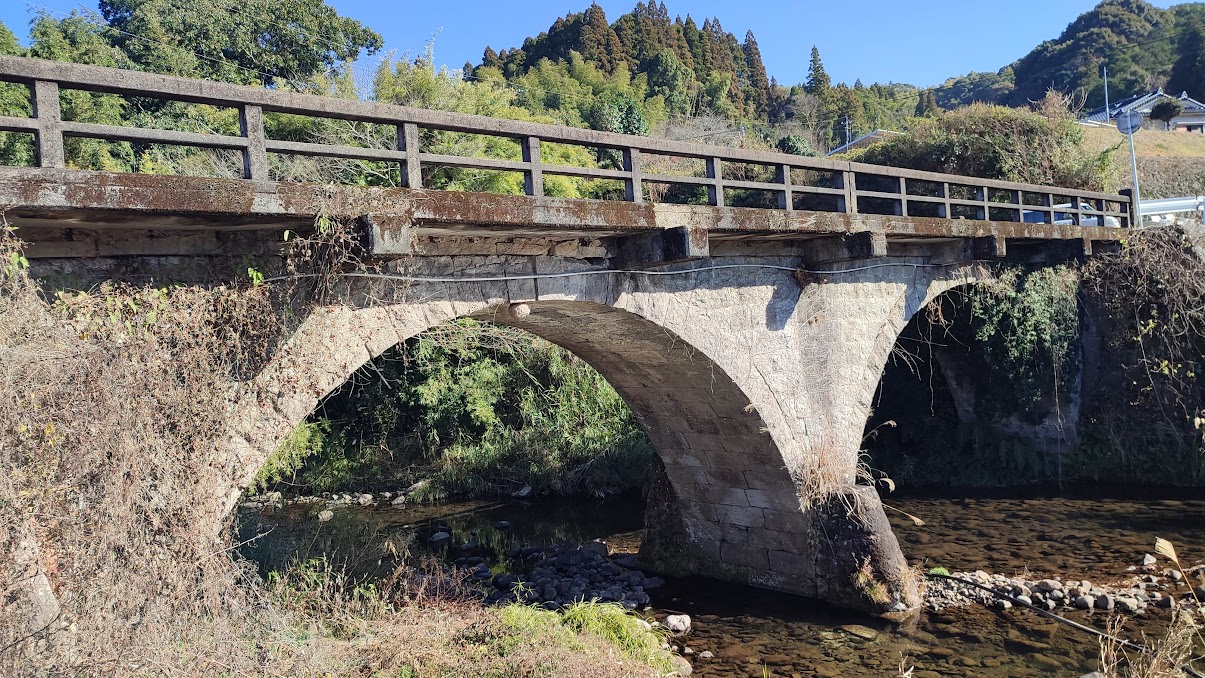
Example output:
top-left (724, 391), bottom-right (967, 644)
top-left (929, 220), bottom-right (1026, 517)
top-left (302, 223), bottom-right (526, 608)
top-left (263, 260), bottom-right (974, 287)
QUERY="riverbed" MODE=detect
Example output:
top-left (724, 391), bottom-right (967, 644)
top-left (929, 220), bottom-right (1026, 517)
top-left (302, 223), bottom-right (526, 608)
top-left (240, 493), bottom-right (1205, 677)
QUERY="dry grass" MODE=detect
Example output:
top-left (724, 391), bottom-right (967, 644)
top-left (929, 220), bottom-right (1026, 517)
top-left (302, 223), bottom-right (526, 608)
top-left (1081, 126), bottom-right (1205, 198)
top-left (1097, 611), bottom-right (1202, 678)
top-left (1082, 127), bottom-right (1205, 159)
top-left (0, 225), bottom-right (667, 677)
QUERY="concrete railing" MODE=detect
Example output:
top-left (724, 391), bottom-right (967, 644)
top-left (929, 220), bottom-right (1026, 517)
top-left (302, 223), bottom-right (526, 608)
top-left (0, 56), bottom-right (1134, 227)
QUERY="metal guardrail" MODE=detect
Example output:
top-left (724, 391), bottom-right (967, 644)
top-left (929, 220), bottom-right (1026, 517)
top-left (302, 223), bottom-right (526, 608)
top-left (0, 55), bottom-right (1134, 228)
top-left (1140, 196), bottom-right (1204, 218)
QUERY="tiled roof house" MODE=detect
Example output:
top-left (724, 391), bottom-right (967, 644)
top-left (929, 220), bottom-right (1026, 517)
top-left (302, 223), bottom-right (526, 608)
top-left (1081, 89), bottom-right (1205, 133)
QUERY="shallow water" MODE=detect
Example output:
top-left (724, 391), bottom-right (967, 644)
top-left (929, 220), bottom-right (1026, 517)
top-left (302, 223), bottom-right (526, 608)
top-left (242, 493), bottom-right (1205, 677)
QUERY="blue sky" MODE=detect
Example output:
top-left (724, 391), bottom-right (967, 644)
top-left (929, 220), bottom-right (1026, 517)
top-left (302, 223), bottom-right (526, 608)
top-left (0, 1), bottom-right (1175, 87)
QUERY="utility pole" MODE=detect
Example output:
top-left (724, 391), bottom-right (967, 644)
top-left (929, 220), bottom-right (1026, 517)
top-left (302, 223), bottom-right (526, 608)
top-left (844, 116), bottom-right (851, 146)
top-left (1102, 64), bottom-right (1110, 119)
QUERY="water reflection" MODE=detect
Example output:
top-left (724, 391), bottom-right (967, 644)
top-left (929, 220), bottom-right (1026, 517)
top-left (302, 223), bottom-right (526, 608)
top-left (240, 494), bottom-right (1205, 677)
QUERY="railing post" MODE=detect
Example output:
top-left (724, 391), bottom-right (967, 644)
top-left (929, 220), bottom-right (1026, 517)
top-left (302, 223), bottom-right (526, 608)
top-left (777, 163), bottom-right (792, 211)
top-left (940, 182), bottom-right (950, 219)
top-left (239, 104), bottom-right (268, 180)
top-left (1013, 189), bottom-right (1023, 222)
top-left (31, 80), bottom-right (64, 169)
top-left (979, 186), bottom-right (989, 221)
top-left (623, 148), bottom-right (642, 204)
top-left (898, 176), bottom-right (908, 217)
top-left (842, 169), bottom-right (859, 215)
top-left (522, 136), bottom-right (543, 198)
top-left (706, 156), bottom-right (723, 207)
top-left (401, 122), bottom-right (422, 189)
top-left (1119, 188), bottom-right (1134, 228)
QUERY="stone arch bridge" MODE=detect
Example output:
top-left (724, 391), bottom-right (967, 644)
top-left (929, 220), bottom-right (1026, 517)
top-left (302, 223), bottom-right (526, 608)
top-left (0, 56), bottom-right (1132, 615)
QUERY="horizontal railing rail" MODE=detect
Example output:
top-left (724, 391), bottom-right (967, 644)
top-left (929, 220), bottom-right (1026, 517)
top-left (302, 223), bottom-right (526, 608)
top-left (0, 56), bottom-right (1133, 228)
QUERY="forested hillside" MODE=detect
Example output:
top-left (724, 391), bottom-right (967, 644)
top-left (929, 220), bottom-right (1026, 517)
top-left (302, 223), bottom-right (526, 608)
top-left (935, 0), bottom-right (1205, 109)
top-left (468, 1), bottom-right (921, 152)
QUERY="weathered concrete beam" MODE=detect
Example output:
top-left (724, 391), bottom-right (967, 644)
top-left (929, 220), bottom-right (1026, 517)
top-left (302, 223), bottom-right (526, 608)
top-left (360, 215), bottom-right (412, 259)
top-left (802, 231), bottom-right (887, 265)
top-left (972, 235), bottom-right (1007, 259)
top-left (613, 226), bottom-right (709, 269)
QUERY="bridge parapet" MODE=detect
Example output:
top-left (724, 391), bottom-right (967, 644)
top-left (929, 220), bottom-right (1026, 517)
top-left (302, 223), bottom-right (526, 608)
top-left (0, 55), bottom-right (1131, 234)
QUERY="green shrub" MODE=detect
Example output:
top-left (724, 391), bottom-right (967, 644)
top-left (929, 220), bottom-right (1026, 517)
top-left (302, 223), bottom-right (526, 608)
top-left (854, 98), bottom-right (1116, 190)
top-left (277, 319), bottom-right (654, 497)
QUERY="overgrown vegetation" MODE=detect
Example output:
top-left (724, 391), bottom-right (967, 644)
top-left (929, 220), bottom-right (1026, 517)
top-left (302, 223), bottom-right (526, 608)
top-left (0, 221), bottom-right (671, 674)
top-left (853, 95), bottom-right (1117, 190)
top-left (971, 267), bottom-right (1082, 417)
top-left (259, 319), bottom-right (654, 500)
top-left (1076, 229), bottom-right (1205, 485)
top-left (865, 268), bottom-right (1083, 489)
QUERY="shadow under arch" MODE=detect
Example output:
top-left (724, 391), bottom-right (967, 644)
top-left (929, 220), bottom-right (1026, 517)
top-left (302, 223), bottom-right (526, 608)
top-left (861, 275), bottom-right (1076, 490)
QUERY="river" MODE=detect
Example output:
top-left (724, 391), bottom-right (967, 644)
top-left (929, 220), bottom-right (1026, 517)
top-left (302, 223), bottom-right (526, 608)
top-left (239, 493), bottom-right (1205, 677)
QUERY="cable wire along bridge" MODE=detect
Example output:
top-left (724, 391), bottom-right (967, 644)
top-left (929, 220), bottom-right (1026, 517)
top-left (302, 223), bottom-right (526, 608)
top-left (0, 56), bottom-right (1136, 616)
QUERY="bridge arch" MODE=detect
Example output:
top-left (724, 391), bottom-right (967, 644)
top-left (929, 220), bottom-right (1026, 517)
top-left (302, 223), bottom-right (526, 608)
top-left (219, 258), bottom-right (831, 596)
top-left (212, 253), bottom-right (990, 613)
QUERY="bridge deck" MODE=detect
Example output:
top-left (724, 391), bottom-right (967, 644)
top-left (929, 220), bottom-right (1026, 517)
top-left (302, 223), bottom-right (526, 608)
top-left (0, 55), bottom-right (1131, 260)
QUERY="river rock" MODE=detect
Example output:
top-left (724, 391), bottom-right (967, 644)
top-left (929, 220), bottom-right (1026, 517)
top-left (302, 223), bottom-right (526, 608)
top-left (669, 655), bottom-right (692, 676)
top-left (666, 614), bottom-right (692, 636)
top-left (1142, 554), bottom-right (1157, 566)
top-left (699, 651), bottom-right (713, 659)
top-left (1117, 597), bottom-right (1139, 613)
top-left (840, 624), bottom-right (880, 641)
top-left (1075, 595), bottom-right (1094, 610)
top-left (495, 520), bottom-right (511, 529)
top-left (582, 541), bottom-right (609, 558)
top-left (1036, 579), bottom-right (1063, 592)
top-left (1156, 594), bottom-right (1176, 608)
top-left (357, 493), bottom-right (374, 506)
top-left (512, 485), bottom-right (532, 498)
top-left (391, 495), bottom-right (406, 506)
top-left (1168, 569), bottom-right (1183, 582)
top-left (428, 531), bottom-right (451, 544)
top-left (317, 509), bottom-right (333, 522)
top-left (1095, 594), bottom-right (1115, 610)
